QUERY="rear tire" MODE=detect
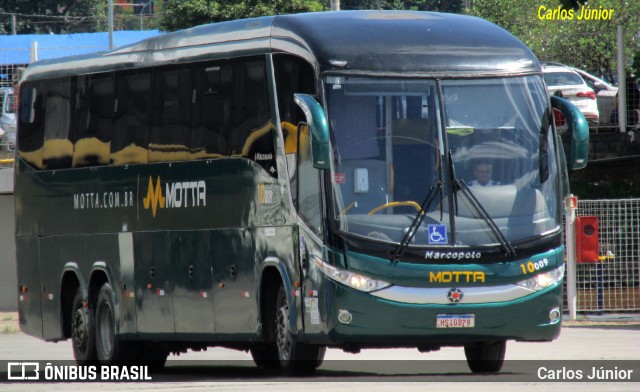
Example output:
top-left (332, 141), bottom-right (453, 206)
top-left (71, 288), bottom-right (97, 365)
top-left (464, 341), bottom-right (506, 373)
top-left (274, 285), bottom-right (324, 376)
top-left (94, 282), bottom-right (141, 364)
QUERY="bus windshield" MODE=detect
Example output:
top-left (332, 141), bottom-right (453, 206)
top-left (327, 75), bottom-right (561, 249)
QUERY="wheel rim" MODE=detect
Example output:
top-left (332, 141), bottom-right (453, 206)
top-left (97, 301), bottom-right (114, 357)
top-left (275, 302), bottom-right (291, 361)
top-left (72, 308), bottom-right (88, 352)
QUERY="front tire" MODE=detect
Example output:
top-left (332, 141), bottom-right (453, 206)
top-left (71, 288), bottom-right (97, 364)
top-left (464, 341), bottom-right (506, 373)
top-left (250, 345), bottom-right (280, 370)
top-left (274, 285), bottom-right (324, 376)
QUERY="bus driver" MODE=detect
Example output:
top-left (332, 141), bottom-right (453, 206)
top-left (469, 161), bottom-right (499, 186)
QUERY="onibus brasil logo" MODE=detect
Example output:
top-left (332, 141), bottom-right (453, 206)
top-left (143, 176), bottom-right (207, 217)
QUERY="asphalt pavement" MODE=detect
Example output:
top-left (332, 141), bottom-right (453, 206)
top-left (0, 319), bottom-right (638, 391)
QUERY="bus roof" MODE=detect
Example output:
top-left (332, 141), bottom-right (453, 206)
top-left (22, 11), bottom-right (540, 82)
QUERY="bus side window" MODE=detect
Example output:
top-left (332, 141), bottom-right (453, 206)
top-left (190, 61), bottom-right (231, 158)
top-left (296, 123), bottom-right (322, 235)
top-left (150, 65), bottom-right (191, 162)
top-left (72, 74), bottom-right (112, 167)
top-left (42, 78), bottom-right (73, 169)
top-left (273, 54), bottom-right (316, 205)
top-left (111, 70), bottom-right (151, 165)
top-left (228, 57), bottom-right (273, 158)
top-left (18, 83), bottom-right (45, 169)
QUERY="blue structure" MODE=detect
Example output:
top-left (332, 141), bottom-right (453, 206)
top-left (0, 30), bottom-right (161, 65)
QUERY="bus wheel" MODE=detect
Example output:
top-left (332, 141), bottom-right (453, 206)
top-left (250, 345), bottom-right (280, 370)
top-left (95, 282), bottom-right (139, 363)
top-left (274, 285), bottom-right (324, 376)
top-left (71, 288), bottom-right (97, 364)
top-left (464, 341), bottom-right (506, 373)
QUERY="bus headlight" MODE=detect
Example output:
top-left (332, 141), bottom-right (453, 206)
top-left (516, 265), bottom-right (565, 291)
top-left (314, 256), bottom-right (391, 292)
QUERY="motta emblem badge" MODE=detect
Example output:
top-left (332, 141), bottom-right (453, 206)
top-left (447, 288), bottom-right (464, 303)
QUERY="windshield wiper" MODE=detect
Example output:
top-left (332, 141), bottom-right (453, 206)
top-left (390, 181), bottom-right (443, 262)
top-left (454, 178), bottom-right (517, 258)
top-left (445, 149), bottom-right (515, 257)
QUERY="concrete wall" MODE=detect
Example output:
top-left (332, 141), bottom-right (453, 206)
top-left (0, 168), bottom-right (16, 311)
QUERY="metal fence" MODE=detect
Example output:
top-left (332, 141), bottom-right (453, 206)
top-left (570, 198), bottom-right (640, 313)
top-left (0, 63), bottom-right (23, 88)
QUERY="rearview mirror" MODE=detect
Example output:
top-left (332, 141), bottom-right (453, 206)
top-left (294, 94), bottom-right (330, 170)
top-left (551, 95), bottom-right (588, 170)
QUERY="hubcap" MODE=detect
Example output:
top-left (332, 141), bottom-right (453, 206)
top-left (276, 305), bottom-right (291, 360)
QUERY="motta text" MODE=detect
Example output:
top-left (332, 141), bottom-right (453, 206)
top-left (73, 191), bottom-right (135, 210)
top-left (143, 176), bottom-right (207, 217)
top-left (430, 271), bottom-right (485, 283)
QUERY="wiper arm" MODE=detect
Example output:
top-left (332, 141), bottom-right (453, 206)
top-left (447, 150), bottom-right (459, 217)
top-left (454, 179), bottom-right (517, 257)
top-left (390, 181), bottom-right (443, 262)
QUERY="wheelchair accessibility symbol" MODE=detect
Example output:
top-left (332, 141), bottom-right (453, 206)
top-left (427, 224), bottom-right (448, 245)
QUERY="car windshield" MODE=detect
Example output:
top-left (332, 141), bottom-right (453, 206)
top-left (326, 76), bottom-right (561, 249)
top-left (543, 71), bottom-right (584, 86)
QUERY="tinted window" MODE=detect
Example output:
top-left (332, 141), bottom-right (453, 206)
top-left (274, 55), bottom-right (315, 126)
top-left (18, 82), bottom-right (45, 169)
top-left (191, 61), bottom-right (232, 158)
top-left (228, 58), bottom-right (273, 158)
top-left (73, 74), bottom-right (113, 167)
top-left (150, 65), bottom-right (191, 162)
top-left (228, 57), bottom-right (276, 177)
top-left (112, 70), bottom-right (150, 164)
top-left (42, 78), bottom-right (73, 169)
top-left (273, 55), bottom-right (316, 205)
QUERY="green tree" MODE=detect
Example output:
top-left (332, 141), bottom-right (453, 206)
top-left (340, 0), bottom-right (463, 12)
top-left (467, 0), bottom-right (640, 78)
top-left (1, 1), bottom-right (169, 34)
top-left (0, 0), bottom-right (100, 34)
top-left (160, 0), bottom-right (324, 31)
top-left (159, 0), bottom-right (465, 31)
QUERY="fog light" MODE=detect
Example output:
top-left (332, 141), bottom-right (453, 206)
top-left (549, 307), bottom-right (561, 323)
top-left (338, 309), bottom-right (353, 325)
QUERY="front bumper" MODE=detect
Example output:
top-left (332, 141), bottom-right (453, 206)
top-left (308, 279), bottom-right (563, 346)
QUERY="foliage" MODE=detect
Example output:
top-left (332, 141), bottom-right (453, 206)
top-left (0, 0), bottom-right (166, 34)
top-left (340, 0), bottom-right (462, 12)
top-left (0, 0), bottom-right (99, 34)
top-left (466, 0), bottom-right (640, 79)
top-left (570, 175), bottom-right (640, 199)
top-left (159, 0), bottom-right (465, 31)
top-left (160, 0), bottom-right (324, 31)
top-left (0, 0), bottom-right (467, 34)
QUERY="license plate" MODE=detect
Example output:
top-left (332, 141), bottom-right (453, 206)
top-left (436, 314), bottom-right (475, 328)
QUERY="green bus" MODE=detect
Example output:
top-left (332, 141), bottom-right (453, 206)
top-left (15, 11), bottom-right (588, 375)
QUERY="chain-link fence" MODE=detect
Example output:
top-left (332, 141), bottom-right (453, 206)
top-left (569, 198), bottom-right (640, 313)
top-left (0, 63), bottom-right (24, 88)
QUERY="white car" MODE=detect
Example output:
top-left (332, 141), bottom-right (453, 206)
top-left (571, 67), bottom-right (618, 125)
top-left (542, 63), bottom-right (599, 126)
top-left (0, 88), bottom-right (16, 151)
